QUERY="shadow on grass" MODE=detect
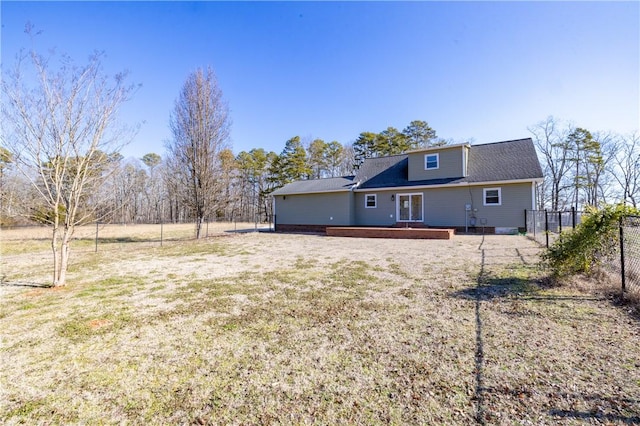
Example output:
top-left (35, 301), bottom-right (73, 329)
top-left (225, 227), bottom-right (273, 234)
top-left (0, 280), bottom-right (51, 288)
top-left (76, 237), bottom-right (152, 244)
top-left (478, 383), bottom-right (640, 423)
top-left (453, 248), bottom-right (637, 425)
top-left (549, 410), bottom-right (640, 424)
top-left (481, 385), bottom-right (640, 423)
top-left (452, 275), bottom-right (604, 303)
top-left (453, 276), bottom-right (540, 302)
top-left (455, 245), bottom-right (615, 425)
top-left (549, 391), bottom-right (640, 423)
top-left (472, 249), bottom-right (488, 425)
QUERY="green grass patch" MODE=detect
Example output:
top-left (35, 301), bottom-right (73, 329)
top-left (328, 260), bottom-right (378, 288)
top-left (57, 310), bottom-right (136, 342)
top-left (0, 240), bottom-right (50, 255)
top-left (75, 276), bottom-right (144, 298)
top-left (3, 398), bottom-right (50, 418)
top-left (157, 240), bottom-right (230, 257)
top-left (17, 302), bottom-right (38, 311)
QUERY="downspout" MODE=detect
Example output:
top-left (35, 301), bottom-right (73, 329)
top-left (467, 183), bottom-right (476, 233)
top-left (350, 181), bottom-right (361, 225)
top-left (272, 195), bottom-right (277, 232)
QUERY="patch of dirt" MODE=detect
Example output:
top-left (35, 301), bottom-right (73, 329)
top-left (88, 319), bottom-right (111, 329)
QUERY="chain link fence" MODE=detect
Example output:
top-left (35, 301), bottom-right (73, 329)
top-left (1, 221), bottom-right (273, 255)
top-left (620, 215), bottom-right (640, 295)
top-left (525, 210), bottom-right (639, 298)
top-left (525, 209), bottom-right (583, 247)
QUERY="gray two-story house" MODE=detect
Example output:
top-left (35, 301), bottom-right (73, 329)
top-left (271, 138), bottom-right (543, 234)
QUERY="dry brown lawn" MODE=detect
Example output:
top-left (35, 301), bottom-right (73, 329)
top-left (1, 225), bottom-right (639, 425)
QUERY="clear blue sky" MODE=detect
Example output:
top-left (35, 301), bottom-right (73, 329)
top-left (2, 1), bottom-right (639, 160)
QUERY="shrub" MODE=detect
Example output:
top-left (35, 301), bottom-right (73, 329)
top-left (542, 204), bottom-right (639, 278)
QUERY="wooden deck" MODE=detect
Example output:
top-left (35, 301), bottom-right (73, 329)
top-left (326, 227), bottom-right (454, 240)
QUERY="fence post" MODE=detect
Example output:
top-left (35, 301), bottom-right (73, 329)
top-left (571, 206), bottom-right (576, 229)
top-left (545, 209), bottom-right (549, 248)
top-left (533, 210), bottom-right (536, 238)
top-left (95, 221), bottom-right (99, 253)
top-left (620, 217), bottom-right (626, 295)
top-left (558, 211), bottom-right (562, 234)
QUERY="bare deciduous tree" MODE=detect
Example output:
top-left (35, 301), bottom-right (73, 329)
top-left (166, 67), bottom-right (231, 238)
top-left (1, 39), bottom-right (137, 286)
top-left (140, 153), bottom-right (163, 222)
top-left (528, 116), bottom-right (573, 210)
top-left (337, 143), bottom-right (356, 177)
top-left (587, 131), bottom-right (617, 207)
top-left (611, 131), bottom-right (640, 207)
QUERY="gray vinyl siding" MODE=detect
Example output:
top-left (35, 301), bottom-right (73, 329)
top-left (423, 183), bottom-right (532, 228)
top-left (422, 187), bottom-right (469, 227)
top-left (348, 182), bottom-right (532, 228)
top-left (408, 146), bottom-right (464, 181)
top-left (354, 191), bottom-right (397, 226)
top-left (274, 182), bottom-right (533, 228)
top-left (274, 192), bottom-right (352, 225)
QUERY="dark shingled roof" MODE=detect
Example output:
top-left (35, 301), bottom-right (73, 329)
top-left (272, 138), bottom-right (543, 194)
top-left (271, 176), bottom-right (355, 195)
top-left (354, 155), bottom-right (410, 189)
top-left (465, 138), bottom-right (543, 183)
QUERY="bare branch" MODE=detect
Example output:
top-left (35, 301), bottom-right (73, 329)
top-left (165, 67), bottom-right (231, 238)
top-left (1, 44), bottom-right (138, 286)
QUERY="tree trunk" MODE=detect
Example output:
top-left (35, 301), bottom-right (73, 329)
top-left (57, 233), bottom-right (71, 286)
top-left (51, 226), bottom-right (60, 286)
top-left (195, 215), bottom-right (202, 239)
top-left (52, 224), bottom-right (73, 287)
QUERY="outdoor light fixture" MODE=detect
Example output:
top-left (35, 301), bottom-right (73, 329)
top-left (391, 194), bottom-right (395, 201)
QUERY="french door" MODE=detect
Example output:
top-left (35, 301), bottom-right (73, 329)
top-left (397, 193), bottom-right (423, 222)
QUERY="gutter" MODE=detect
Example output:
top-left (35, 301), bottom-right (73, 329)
top-left (352, 177), bottom-right (543, 192)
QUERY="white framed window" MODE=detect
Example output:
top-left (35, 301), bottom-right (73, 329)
top-left (483, 188), bottom-right (502, 206)
top-left (424, 153), bottom-right (439, 170)
top-left (396, 193), bottom-right (423, 222)
top-left (365, 194), bottom-right (377, 208)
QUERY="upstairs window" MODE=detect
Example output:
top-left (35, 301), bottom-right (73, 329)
top-left (365, 194), bottom-right (377, 208)
top-left (483, 188), bottom-right (502, 206)
top-left (424, 153), bottom-right (439, 170)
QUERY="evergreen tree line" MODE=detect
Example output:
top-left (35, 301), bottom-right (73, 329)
top-left (2, 116), bottom-right (639, 227)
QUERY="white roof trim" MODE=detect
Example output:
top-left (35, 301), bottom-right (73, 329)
top-left (407, 142), bottom-right (470, 154)
top-left (353, 177), bottom-right (544, 192)
top-left (273, 188), bottom-right (352, 196)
